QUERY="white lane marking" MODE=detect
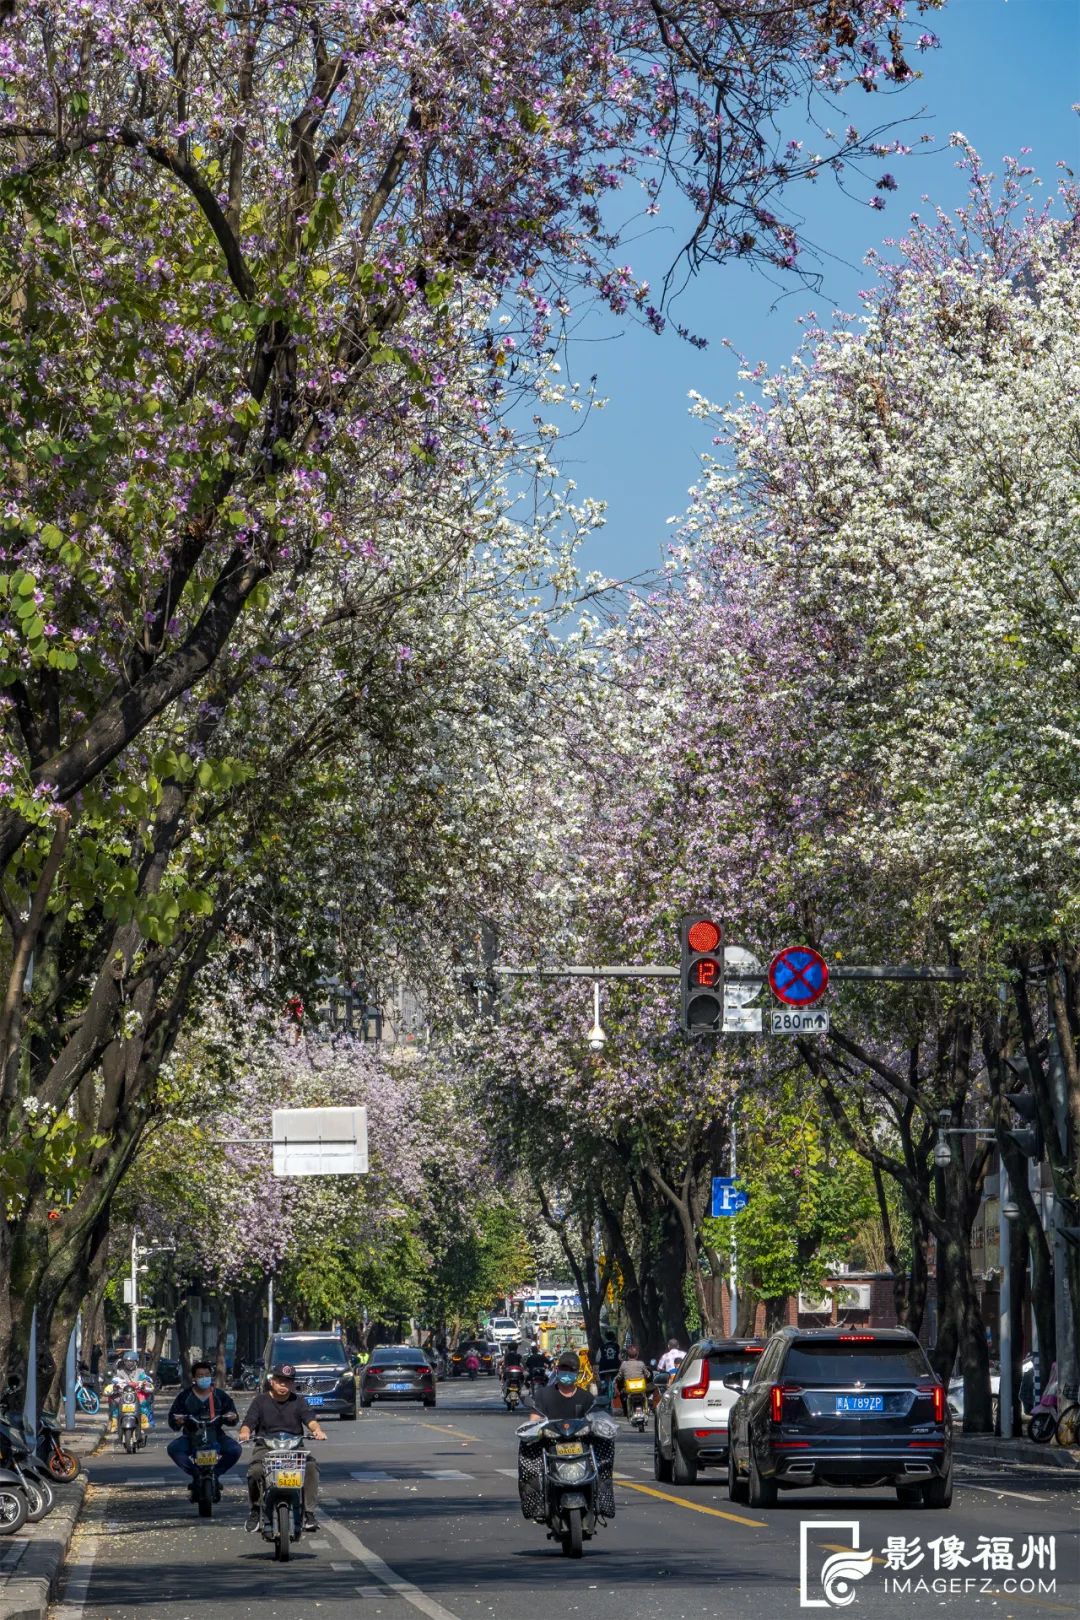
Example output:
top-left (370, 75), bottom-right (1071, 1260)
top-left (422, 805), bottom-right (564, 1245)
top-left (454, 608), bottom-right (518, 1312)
top-left (963, 1482), bottom-right (1047, 1503)
top-left (357, 1585), bottom-right (404, 1601)
top-left (308, 1538), bottom-right (331, 1548)
top-left (331, 1561), bottom-right (356, 1570)
top-left (351, 1470), bottom-right (394, 1482)
top-left (119, 1476), bottom-right (170, 1486)
top-left (323, 1515), bottom-right (463, 1620)
top-left (494, 1468), bottom-right (518, 1478)
top-left (321, 1495), bottom-right (343, 1505)
top-left (53, 1487), bottom-right (110, 1620)
top-left (422, 1470), bottom-right (472, 1481)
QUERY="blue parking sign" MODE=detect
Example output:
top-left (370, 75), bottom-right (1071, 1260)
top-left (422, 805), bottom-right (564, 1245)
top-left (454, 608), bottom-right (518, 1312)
top-left (711, 1177), bottom-right (748, 1218)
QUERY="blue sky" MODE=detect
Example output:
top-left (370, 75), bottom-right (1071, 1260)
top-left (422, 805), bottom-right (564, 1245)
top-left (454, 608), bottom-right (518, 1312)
top-left (559, 0), bottom-right (1079, 583)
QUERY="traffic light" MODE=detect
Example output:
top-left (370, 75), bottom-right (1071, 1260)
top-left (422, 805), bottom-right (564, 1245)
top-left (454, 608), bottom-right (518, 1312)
top-left (1001, 1057), bottom-right (1044, 1160)
top-left (1003, 1089), bottom-right (1043, 1160)
top-left (680, 914), bottom-right (724, 1033)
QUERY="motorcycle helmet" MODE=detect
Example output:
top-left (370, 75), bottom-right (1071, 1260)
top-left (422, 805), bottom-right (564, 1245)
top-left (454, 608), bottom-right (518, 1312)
top-left (121, 1350), bottom-right (139, 1369)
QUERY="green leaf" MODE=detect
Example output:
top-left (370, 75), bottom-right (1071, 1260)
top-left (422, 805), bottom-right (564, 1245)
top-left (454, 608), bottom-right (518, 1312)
top-left (39, 523), bottom-right (64, 548)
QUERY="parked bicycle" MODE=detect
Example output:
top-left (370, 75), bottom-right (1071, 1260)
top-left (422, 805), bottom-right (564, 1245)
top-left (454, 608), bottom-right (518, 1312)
top-left (74, 1376), bottom-right (100, 1414)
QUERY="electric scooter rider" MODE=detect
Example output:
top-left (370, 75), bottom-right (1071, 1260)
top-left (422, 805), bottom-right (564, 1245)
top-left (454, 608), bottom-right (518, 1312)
top-left (166, 1362), bottom-right (241, 1496)
top-left (239, 1363), bottom-right (327, 1533)
top-left (524, 1346), bottom-right (549, 1395)
top-left (501, 1343), bottom-right (526, 1393)
top-left (615, 1345), bottom-right (649, 1413)
top-left (107, 1351), bottom-right (155, 1432)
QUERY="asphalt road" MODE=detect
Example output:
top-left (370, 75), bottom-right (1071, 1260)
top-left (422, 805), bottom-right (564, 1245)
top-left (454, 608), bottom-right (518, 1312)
top-left (52, 1381), bottom-right (1078, 1620)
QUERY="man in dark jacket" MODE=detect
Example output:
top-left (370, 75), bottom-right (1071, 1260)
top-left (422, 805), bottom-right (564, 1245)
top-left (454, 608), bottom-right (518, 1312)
top-left (238, 1363), bottom-right (327, 1532)
top-left (166, 1361), bottom-right (241, 1493)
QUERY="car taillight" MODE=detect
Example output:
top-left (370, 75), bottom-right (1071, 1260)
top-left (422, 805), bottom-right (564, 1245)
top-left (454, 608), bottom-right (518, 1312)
top-left (918, 1382), bottom-right (945, 1423)
top-left (771, 1383), bottom-right (803, 1421)
top-left (838, 1335), bottom-right (875, 1342)
top-left (680, 1360), bottom-right (710, 1400)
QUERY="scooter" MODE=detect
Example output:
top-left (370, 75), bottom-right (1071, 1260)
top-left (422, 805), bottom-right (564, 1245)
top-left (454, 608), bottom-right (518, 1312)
top-left (1029, 1362), bottom-right (1059, 1444)
top-left (0, 1379), bottom-right (79, 1485)
top-left (256, 1432), bottom-right (307, 1562)
top-left (37, 1410), bottom-right (80, 1482)
top-left (503, 1375), bottom-right (522, 1412)
top-left (516, 1410), bottom-right (618, 1558)
top-left (183, 1414), bottom-right (225, 1518)
top-left (0, 1412), bottom-right (55, 1521)
top-left (118, 1392), bottom-right (147, 1454)
top-left (622, 1375), bottom-right (650, 1432)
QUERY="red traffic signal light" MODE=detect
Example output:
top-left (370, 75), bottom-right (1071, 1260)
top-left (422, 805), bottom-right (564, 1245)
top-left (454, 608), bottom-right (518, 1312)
top-left (680, 914), bottom-right (724, 1033)
top-left (687, 919), bottom-right (721, 954)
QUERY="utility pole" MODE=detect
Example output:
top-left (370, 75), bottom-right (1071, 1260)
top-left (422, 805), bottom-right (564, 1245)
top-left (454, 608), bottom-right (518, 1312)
top-left (729, 1111), bottom-right (738, 1337)
top-left (130, 1227), bottom-right (139, 1354)
top-left (999, 1163), bottom-right (1012, 1436)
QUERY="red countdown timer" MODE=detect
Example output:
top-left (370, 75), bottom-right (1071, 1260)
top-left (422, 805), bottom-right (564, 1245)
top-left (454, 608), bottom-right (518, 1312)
top-left (690, 957), bottom-right (721, 987)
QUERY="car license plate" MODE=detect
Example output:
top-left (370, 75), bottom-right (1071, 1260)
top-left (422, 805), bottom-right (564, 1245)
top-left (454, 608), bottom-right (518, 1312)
top-left (275, 1470), bottom-right (302, 1488)
top-left (556, 1442), bottom-right (584, 1456)
top-left (835, 1394), bottom-right (884, 1413)
top-left (194, 1450), bottom-right (220, 1467)
top-left (388, 1382), bottom-right (412, 1391)
top-left (306, 1395), bottom-right (324, 1405)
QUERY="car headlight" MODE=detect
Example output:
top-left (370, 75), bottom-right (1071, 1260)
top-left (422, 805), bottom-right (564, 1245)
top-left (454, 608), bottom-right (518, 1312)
top-left (552, 1459), bottom-right (589, 1484)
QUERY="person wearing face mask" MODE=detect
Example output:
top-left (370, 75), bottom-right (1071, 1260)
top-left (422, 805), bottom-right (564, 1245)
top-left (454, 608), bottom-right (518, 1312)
top-left (166, 1361), bottom-right (241, 1493)
top-left (527, 1350), bottom-right (597, 1422)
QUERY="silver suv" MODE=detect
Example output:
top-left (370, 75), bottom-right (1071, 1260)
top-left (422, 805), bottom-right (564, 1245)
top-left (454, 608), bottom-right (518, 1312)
top-left (654, 1338), bottom-right (765, 1485)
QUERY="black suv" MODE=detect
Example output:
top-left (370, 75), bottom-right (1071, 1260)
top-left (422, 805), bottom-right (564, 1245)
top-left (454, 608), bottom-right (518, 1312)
top-left (727, 1327), bottom-right (951, 1509)
top-left (261, 1332), bottom-right (357, 1421)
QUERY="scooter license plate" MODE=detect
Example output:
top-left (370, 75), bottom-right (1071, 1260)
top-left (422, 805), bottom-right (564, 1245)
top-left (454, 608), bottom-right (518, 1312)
top-left (194, 1450), bottom-right (220, 1467)
top-left (121, 1402), bottom-right (137, 1414)
top-left (625, 1380), bottom-right (646, 1392)
top-left (555, 1442), bottom-right (584, 1456)
top-left (274, 1471), bottom-right (302, 1489)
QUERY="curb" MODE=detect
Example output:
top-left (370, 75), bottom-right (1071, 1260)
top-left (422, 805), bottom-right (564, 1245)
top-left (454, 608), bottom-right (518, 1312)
top-left (0, 1475), bottom-right (89, 1620)
top-left (0, 1417), bottom-right (106, 1620)
top-left (954, 1434), bottom-right (1080, 1471)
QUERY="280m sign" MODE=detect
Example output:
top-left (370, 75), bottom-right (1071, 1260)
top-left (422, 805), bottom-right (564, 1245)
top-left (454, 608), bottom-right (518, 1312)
top-left (770, 1008), bottom-right (829, 1035)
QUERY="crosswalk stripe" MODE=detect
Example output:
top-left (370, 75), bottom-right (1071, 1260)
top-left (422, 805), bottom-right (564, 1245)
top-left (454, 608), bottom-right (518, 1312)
top-left (351, 1470), bottom-right (394, 1482)
top-left (423, 1470), bottom-right (472, 1480)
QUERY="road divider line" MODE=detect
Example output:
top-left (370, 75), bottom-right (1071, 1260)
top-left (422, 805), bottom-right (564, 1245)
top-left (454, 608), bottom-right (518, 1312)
top-left (53, 1484), bottom-right (109, 1620)
top-left (613, 1476), bottom-right (767, 1529)
top-left (963, 1482), bottom-right (1046, 1503)
top-left (323, 1514), bottom-right (463, 1620)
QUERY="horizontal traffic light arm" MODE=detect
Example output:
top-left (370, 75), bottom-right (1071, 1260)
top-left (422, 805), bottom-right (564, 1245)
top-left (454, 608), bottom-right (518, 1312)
top-left (477, 963), bottom-right (968, 982)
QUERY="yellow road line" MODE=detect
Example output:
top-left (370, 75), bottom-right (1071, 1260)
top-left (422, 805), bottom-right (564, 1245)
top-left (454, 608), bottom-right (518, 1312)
top-left (614, 1476), bottom-right (767, 1529)
top-left (396, 1416), bottom-right (478, 1444)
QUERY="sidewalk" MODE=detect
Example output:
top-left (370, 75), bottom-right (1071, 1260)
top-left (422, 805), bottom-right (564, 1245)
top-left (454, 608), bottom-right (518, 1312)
top-left (0, 1411), bottom-right (107, 1620)
top-left (953, 1431), bottom-right (1080, 1470)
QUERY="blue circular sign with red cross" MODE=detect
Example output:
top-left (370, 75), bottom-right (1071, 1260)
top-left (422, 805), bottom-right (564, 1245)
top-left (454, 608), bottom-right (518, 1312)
top-left (768, 945), bottom-right (829, 1007)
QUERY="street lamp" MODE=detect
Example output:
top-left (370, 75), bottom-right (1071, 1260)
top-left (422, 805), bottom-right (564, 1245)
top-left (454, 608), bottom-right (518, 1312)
top-left (1002, 1199), bottom-right (1021, 1222)
top-left (934, 1136), bottom-right (952, 1168)
top-left (586, 981), bottom-right (606, 1052)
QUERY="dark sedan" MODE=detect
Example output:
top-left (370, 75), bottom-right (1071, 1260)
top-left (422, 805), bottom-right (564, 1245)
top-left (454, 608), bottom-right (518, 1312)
top-left (728, 1327), bottom-right (951, 1509)
top-left (361, 1346), bottom-right (436, 1407)
top-left (450, 1340), bottom-right (497, 1376)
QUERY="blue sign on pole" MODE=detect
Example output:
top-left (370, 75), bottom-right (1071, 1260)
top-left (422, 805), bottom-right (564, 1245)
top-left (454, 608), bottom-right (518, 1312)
top-left (711, 1177), bottom-right (748, 1218)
